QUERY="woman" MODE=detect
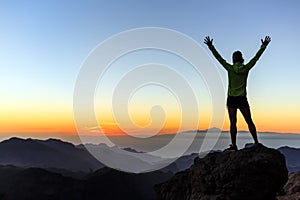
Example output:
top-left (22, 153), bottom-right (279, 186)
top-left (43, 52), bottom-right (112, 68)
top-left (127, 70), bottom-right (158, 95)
top-left (204, 36), bottom-right (271, 151)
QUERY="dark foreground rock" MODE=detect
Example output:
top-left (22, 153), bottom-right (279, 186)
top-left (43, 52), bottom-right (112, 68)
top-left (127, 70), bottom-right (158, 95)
top-left (0, 166), bottom-right (172, 200)
top-left (278, 171), bottom-right (300, 200)
top-left (155, 144), bottom-right (288, 200)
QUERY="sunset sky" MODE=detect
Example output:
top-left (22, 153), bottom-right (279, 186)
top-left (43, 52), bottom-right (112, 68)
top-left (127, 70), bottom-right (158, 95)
top-left (1, 0), bottom-right (300, 141)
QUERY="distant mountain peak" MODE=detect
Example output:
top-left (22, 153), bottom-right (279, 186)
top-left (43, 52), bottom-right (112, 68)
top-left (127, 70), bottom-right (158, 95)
top-left (1, 137), bottom-right (75, 147)
top-left (3, 137), bottom-right (25, 142)
top-left (206, 127), bottom-right (222, 132)
top-left (45, 138), bottom-right (64, 143)
top-left (0, 137), bottom-right (104, 172)
top-left (1, 137), bottom-right (35, 144)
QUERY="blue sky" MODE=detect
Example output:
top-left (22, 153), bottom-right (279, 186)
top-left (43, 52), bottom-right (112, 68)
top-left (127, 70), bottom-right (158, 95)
top-left (0, 0), bottom-right (300, 137)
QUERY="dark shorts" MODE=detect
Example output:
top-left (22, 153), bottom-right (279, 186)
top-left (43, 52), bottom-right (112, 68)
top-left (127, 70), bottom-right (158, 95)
top-left (227, 96), bottom-right (250, 109)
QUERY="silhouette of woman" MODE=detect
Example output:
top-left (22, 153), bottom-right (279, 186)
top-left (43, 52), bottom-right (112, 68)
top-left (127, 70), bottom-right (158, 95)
top-left (204, 36), bottom-right (271, 151)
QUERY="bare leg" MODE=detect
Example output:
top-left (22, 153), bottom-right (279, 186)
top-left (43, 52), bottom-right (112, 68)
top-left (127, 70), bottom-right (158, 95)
top-left (240, 107), bottom-right (259, 144)
top-left (228, 108), bottom-right (237, 146)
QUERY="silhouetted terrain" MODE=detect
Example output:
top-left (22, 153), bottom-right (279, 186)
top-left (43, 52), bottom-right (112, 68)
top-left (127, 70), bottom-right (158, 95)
top-left (1, 137), bottom-right (299, 173)
top-left (278, 146), bottom-right (300, 172)
top-left (156, 144), bottom-right (288, 200)
top-left (160, 153), bottom-right (198, 173)
top-left (0, 137), bottom-right (198, 174)
top-left (0, 137), bottom-right (300, 199)
top-left (0, 137), bottom-right (104, 172)
top-left (0, 165), bottom-right (172, 200)
top-left (278, 171), bottom-right (300, 200)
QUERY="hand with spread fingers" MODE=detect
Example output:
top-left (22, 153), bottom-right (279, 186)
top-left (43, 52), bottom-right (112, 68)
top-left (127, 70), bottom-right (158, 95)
top-left (261, 36), bottom-right (271, 46)
top-left (204, 36), bottom-right (213, 47)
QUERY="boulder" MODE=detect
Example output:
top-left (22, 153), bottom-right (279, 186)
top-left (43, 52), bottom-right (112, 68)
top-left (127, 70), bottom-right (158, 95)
top-left (155, 144), bottom-right (288, 200)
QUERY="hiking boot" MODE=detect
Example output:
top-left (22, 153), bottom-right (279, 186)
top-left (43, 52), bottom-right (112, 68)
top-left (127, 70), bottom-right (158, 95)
top-left (244, 143), bottom-right (262, 149)
top-left (224, 144), bottom-right (238, 152)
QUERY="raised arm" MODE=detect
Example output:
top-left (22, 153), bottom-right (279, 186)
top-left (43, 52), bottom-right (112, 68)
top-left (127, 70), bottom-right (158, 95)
top-left (204, 36), bottom-right (231, 71)
top-left (245, 36), bottom-right (271, 70)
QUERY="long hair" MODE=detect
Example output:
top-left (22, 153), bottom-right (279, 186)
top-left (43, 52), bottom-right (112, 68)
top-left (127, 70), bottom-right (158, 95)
top-left (232, 51), bottom-right (244, 64)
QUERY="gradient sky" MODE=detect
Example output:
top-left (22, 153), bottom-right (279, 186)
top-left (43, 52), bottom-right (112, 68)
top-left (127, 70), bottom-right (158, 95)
top-left (1, 0), bottom-right (300, 140)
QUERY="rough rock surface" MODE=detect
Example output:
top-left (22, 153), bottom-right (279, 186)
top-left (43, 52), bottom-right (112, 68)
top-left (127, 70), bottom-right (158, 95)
top-left (155, 144), bottom-right (288, 200)
top-left (278, 171), bottom-right (300, 200)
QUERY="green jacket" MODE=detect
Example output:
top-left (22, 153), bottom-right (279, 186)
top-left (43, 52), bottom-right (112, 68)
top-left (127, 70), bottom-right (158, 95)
top-left (208, 44), bottom-right (266, 96)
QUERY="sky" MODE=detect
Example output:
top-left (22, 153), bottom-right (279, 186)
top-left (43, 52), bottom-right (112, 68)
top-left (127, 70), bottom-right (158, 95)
top-left (0, 0), bottom-right (300, 141)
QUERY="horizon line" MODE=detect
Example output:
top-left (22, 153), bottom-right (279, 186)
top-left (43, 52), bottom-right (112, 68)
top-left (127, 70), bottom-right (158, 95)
top-left (1, 129), bottom-right (300, 142)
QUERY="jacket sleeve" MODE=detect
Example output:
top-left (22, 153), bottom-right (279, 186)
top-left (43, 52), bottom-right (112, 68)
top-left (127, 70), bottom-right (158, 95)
top-left (245, 45), bottom-right (267, 70)
top-left (208, 45), bottom-right (231, 71)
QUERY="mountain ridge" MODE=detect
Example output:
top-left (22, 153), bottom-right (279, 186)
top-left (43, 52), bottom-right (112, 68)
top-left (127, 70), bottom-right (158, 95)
top-left (0, 137), bottom-right (299, 199)
top-left (0, 137), bottom-right (104, 172)
top-left (1, 137), bottom-right (300, 173)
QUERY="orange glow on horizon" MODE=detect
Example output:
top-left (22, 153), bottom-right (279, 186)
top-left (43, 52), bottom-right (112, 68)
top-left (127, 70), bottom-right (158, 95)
top-left (1, 107), bottom-right (300, 136)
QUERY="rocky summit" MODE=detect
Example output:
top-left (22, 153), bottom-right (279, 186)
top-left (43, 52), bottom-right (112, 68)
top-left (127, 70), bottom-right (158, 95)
top-left (155, 144), bottom-right (288, 200)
